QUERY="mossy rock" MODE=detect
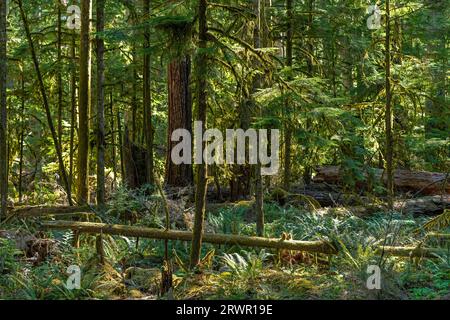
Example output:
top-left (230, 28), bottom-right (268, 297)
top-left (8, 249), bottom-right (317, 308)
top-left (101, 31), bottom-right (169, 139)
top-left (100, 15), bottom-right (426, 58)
top-left (124, 267), bottom-right (162, 293)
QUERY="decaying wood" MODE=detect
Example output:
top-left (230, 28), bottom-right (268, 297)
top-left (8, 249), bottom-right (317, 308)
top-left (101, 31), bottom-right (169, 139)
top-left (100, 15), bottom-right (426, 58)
top-left (427, 232), bottom-right (450, 240)
top-left (314, 166), bottom-right (449, 195)
top-left (42, 221), bottom-right (338, 254)
top-left (8, 205), bottom-right (93, 218)
top-left (316, 195), bottom-right (450, 216)
top-left (376, 246), bottom-right (446, 258)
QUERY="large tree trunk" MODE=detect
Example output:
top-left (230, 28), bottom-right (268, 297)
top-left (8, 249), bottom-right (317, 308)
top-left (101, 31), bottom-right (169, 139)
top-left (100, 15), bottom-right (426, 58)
top-left (77, 0), bottom-right (92, 205)
top-left (190, 0), bottom-right (208, 268)
top-left (314, 166), bottom-right (450, 195)
top-left (96, 0), bottom-right (106, 206)
top-left (0, 0), bottom-right (7, 218)
top-left (165, 56), bottom-right (193, 187)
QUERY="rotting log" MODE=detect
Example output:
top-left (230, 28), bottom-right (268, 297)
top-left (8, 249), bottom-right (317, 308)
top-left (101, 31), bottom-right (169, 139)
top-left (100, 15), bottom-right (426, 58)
top-left (376, 246), bottom-right (446, 258)
top-left (314, 166), bottom-right (450, 195)
top-left (426, 232), bottom-right (450, 240)
top-left (42, 221), bottom-right (338, 254)
top-left (315, 195), bottom-right (450, 216)
top-left (8, 205), bottom-right (93, 218)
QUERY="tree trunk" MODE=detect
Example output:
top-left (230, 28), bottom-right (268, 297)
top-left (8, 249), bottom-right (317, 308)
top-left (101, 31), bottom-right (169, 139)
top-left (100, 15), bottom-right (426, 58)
top-left (283, 0), bottom-right (293, 190)
top-left (18, 0), bottom-right (73, 206)
top-left (57, 3), bottom-right (63, 144)
top-left (385, 0), bottom-right (394, 209)
top-left (166, 56), bottom-right (193, 187)
top-left (0, 0), bottom-right (7, 218)
top-left (190, 0), bottom-right (208, 268)
top-left (254, 0), bottom-right (264, 237)
top-left (69, 30), bottom-right (77, 188)
top-left (77, 0), bottom-right (91, 205)
top-left (96, 0), bottom-right (106, 206)
top-left (143, 0), bottom-right (154, 185)
top-left (109, 92), bottom-right (117, 190)
top-left (18, 69), bottom-right (25, 203)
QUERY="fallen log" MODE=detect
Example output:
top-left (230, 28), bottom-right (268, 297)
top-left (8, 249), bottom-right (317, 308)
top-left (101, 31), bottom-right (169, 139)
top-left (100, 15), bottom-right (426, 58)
top-left (426, 232), bottom-right (450, 240)
top-left (376, 246), bottom-right (446, 258)
top-left (314, 166), bottom-right (450, 195)
top-left (8, 205), bottom-right (93, 218)
top-left (42, 221), bottom-right (338, 254)
top-left (315, 195), bottom-right (450, 216)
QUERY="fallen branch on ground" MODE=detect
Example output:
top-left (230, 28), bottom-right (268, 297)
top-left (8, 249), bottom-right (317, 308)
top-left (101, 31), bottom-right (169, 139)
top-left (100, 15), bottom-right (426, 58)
top-left (376, 246), bottom-right (446, 258)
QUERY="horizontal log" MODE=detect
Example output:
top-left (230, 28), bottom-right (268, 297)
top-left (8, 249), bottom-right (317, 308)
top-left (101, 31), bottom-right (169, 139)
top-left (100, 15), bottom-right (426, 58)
top-left (316, 195), bottom-right (450, 216)
top-left (314, 166), bottom-right (450, 195)
top-left (42, 221), bottom-right (338, 254)
top-left (8, 205), bottom-right (93, 218)
top-left (427, 232), bottom-right (450, 240)
top-left (376, 246), bottom-right (446, 258)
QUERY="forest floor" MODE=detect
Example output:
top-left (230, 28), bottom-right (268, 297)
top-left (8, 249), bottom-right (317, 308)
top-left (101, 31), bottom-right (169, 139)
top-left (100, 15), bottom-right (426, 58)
top-left (0, 185), bottom-right (449, 300)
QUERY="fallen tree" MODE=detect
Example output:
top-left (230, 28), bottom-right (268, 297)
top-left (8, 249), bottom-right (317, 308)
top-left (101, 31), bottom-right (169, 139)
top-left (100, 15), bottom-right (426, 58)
top-left (314, 166), bottom-right (450, 195)
top-left (315, 195), bottom-right (450, 216)
top-left (42, 221), bottom-right (338, 254)
top-left (376, 246), bottom-right (446, 258)
top-left (8, 205), bottom-right (93, 218)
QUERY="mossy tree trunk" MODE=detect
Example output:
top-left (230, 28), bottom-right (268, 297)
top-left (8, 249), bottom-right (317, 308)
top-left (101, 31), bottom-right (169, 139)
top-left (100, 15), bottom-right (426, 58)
top-left (0, 0), bottom-right (7, 218)
top-left (77, 0), bottom-right (92, 205)
top-left (190, 0), bottom-right (208, 268)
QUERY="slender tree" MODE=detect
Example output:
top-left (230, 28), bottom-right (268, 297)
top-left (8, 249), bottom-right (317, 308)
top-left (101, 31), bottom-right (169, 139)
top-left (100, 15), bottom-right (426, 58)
top-left (254, 0), bottom-right (264, 237)
top-left (190, 0), bottom-right (208, 268)
top-left (283, 0), bottom-right (293, 190)
top-left (143, 0), bottom-right (154, 185)
top-left (0, 0), bottom-right (7, 218)
top-left (57, 1), bottom-right (63, 144)
top-left (77, 0), bottom-right (91, 204)
top-left (385, 0), bottom-right (394, 209)
top-left (96, 0), bottom-right (106, 205)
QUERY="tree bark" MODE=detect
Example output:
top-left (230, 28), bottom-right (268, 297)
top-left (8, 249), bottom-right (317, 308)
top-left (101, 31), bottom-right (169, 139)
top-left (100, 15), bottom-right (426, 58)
top-left (190, 0), bottom-right (208, 268)
top-left (166, 56), bottom-right (193, 187)
top-left (96, 0), bottom-right (106, 206)
top-left (0, 0), bottom-right (7, 218)
top-left (77, 0), bottom-right (92, 205)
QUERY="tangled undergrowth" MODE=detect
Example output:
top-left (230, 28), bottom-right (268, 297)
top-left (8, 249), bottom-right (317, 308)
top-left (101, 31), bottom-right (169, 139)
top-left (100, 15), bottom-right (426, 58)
top-left (0, 189), bottom-right (449, 300)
